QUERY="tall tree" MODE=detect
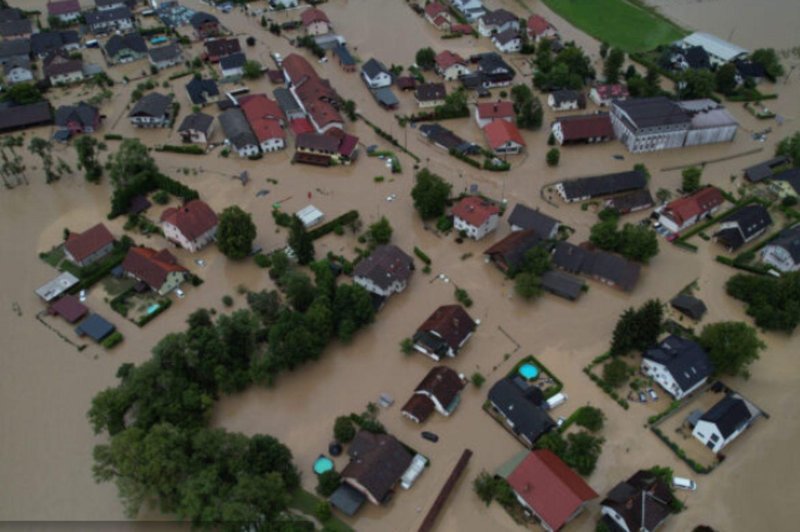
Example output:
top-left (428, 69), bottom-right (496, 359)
top-left (415, 47), bottom-right (436, 70)
top-left (411, 168), bottom-right (452, 219)
top-left (681, 166), bottom-right (703, 193)
top-left (367, 216), bottom-right (393, 245)
top-left (715, 63), bottom-right (738, 95)
top-left (751, 48), bottom-right (784, 81)
top-left (75, 135), bottom-right (104, 183)
top-left (107, 138), bottom-right (158, 189)
top-left (28, 137), bottom-right (56, 183)
top-left (288, 215), bottom-right (315, 265)
top-left (603, 48), bottom-right (625, 84)
top-left (217, 206), bottom-right (257, 260)
top-left (677, 69), bottom-right (715, 99)
top-left (699, 321), bottom-right (765, 378)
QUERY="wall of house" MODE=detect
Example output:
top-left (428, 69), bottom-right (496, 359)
top-left (761, 245), bottom-right (798, 272)
top-left (513, 492), bottom-right (554, 532)
top-left (343, 478), bottom-right (379, 506)
top-left (65, 242), bottom-right (114, 268)
top-left (692, 419), bottom-right (726, 453)
top-left (417, 97), bottom-right (443, 108)
top-left (685, 125), bottom-right (737, 147)
top-left (131, 115), bottom-right (168, 128)
top-left (305, 21), bottom-right (329, 36)
top-left (51, 71), bottom-right (84, 85)
top-left (158, 271), bottom-right (185, 296)
top-left (57, 12), bottom-right (81, 23)
top-left (353, 276), bottom-right (406, 297)
top-left (162, 222), bottom-right (216, 253)
top-left (547, 95), bottom-right (579, 111)
top-left (259, 137), bottom-right (285, 152)
top-left (7, 68), bottom-right (33, 84)
top-left (600, 507), bottom-right (632, 532)
top-left (494, 38), bottom-right (521, 53)
top-left (454, 213), bottom-right (498, 240)
top-left (493, 141), bottom-right (521, 155)
top-left (363, 71), bottom-right (391, 89)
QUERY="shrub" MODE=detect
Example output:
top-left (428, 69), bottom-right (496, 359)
top-left (546, 148), bottom-right (560, 166)
top-left (152, 190), bottom-right (169, 205)
top-left (101, 331), bottom-right (124, 349)
top-left (471, 372), bottom-right (486, 388)
top-left (455, 287), bottom-right (473, 307)
top-left (222, 295), bottom-right (234, 307)
top-left (333, 416), bottom-right (356, 443)
top-left (254, 254), bottom-right (270, 268)
top-left (400, 338), bottom-right (414, 355)
top-left (316, 470), bottom-right (341, 497)
top-left (413, 246), bottom-right (431, 265)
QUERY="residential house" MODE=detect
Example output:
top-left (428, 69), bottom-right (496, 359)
top-left (148, 42), bottom-right (183, 70)
top-left (556, 169), bottom-right (647, 203)
top-left (361, 58), bottom-right (392, 89)
top-left (692, 393), bottom-right (761, 453)
top-left (451, 0), bottom-right (486, 22)
top-left (412, 304), bottom-right (476, 361)
top-left (642, 335), bottom-right (714, 400)
top-left (270, 0), bottom-right (299, 8)
top-left (239, 93), bottom-right (286, 152)
top-left (204, 38), bottom-right (240, 63)
top-left (49, 295), bottom-right (88, 324)
top-left (424, 3), bottom-right (451, 31)
top-left (396, 76), bottom-right (417, 91)
top-left (340, 431), bottom-right (413, 506)
top-left (418, 123), bottom-right (479, 154)
top-left (95, 0), bottom-right (134, 10)
top-left (0, 18), bottom-right (32, 41)
top-left (714, 204), bottom-right (772, 251)
top-left (733, 59), bottom-right (767, 84)
top-left (282, 53), bottom-right (344, 133)
top-left (189, 11), bottom-right (220, 40)
top-left (218, 108), bottom-right (259, 157)
top-left (743, 156), bottom-right (790, 183)
top-left (604, 189), bottom-right (655, 215)
top-left (295, 132), bottom-right (357, 165)
top-left (371, 87), bottom-right (399, 110)
top-left (401, 366), bottom-right (466, 423)
top-left (478, 9), bottom-right (519, 37)
top-left (128, 92), bottom-right (173, 128)
top-left (3, 57), bottom-right (33, 85)
top-left (483, 119), bottom-right (525, 155)
top-left (589, 83), bottom-right (629, 106)
top-left (474, 100), bottom-right (514, 128)
top-left (489, 377), bottom-right (556, 447)
top-left (601, 470), bottom-right (676, 532)
top-left (0, 38), bottom-right (30, 66)
top-left (526, 14), bottom-right (557, 42)
top-left (47, 0), bottom-right (82, 24)
top-left (353, 244), bottom-right (414, 298)
top-left (507, 204), bottom-right (560, 239)
top-left (675, 32), bottom-right (748, 67)
top-left (547, 90), bottom-right (584, 111)
top-left (472, 52), bottom-right (514, 87)
top-left (85, 7), bottom-right (134, 35)
top-left (54, 102), bottom-right (102, 135)
top-left (75, 314), bottom-right (116, 343)
top-left (551, 113), bottom-right (614, 145)
top-left (122, 246), bottom-right (188, 295)
top-left (540, 270), bottom-right (585, 301)
top-left (185, 77), bottom-right (219, 106)
top-left (770, 168), bottom-right (800, 199)
top-left (104, 33), bottom-right (147, 64)
top-left (0, 101), bottom-right (53, 133)
top-left (760, 225), bottom-right (800, 272)
top-left (435, 50), bottom-right (469, 80)
top-left (670, 294), bottom-right (708, 321)
top-left (43, 52), bottom-right (84, 85)
top-left (452, 195), bottom-right (500, 240)
top-left (506, 450), bottom-right (598, 531)
top-left (415, 82), bottom-right (446, 108)
top-left (658, 187), bottom-right (725, 233)
top-left (484, 230), bottom-right (542, 274)
top-left (492, 28), bottom-right (522, 54)
top-left (220, 52), bottom-right (246, 81)
top-left (332, 44), bottom-right (355, 72)
top-left (178, 112), bottom-right (215, 145)
top-left (301, 7), bottom-right (331, 36)
top-left (161, 200), bottom-right (218, 253)
top-left (551, 241), bottom-right (641, 292)
top-left (64, 223), bottom-right (115, 267)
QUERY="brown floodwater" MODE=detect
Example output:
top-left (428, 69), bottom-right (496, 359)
top-left (2, 0), bottom-right (800, 531)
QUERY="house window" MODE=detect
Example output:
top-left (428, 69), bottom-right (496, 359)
top-left (710, 434), bottom-right (720, 442)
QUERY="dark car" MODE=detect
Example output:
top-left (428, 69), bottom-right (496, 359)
top-left (477, 89), bottom-right (491, 98)
top-left (421, 431), bottom-right (439, 443)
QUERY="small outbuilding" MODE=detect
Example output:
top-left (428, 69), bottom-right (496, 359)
top-left (75, 313), bottom-right (116, 342)
top-left (296, 205), bottom-right (325, 228)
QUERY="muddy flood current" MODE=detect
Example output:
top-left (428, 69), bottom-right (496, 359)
top-left (2, 0), bottom-right (800, 531)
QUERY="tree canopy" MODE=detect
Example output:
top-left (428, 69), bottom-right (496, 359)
top-left (108, 138), bottom-right (158, 189)
top-left (699, 321), bottom-right (765, 378)
top-left (751, 48), bottom-right (784, 81)
top-left (511, 84), bottom-right (543, 130)
top-left (603, 48), bottom-right (625, 84)
top-left (610, 299), bottom-right (663, 356)
top-left (535, 430), bottom-right (604, 476)
top-left (677, 69), bottom-right (715, 100)
top-left (217, 206), bottom-right (257, 260)
top-left (415, 47), bottom-right (436, 70)
top-left (681, 166), bottom-right (703, 193)
top-left (74, 136), bottom-right (104, 183)
top-left (411, 168), bottom-right (451, 219)
top-left (1, 82), bottom-right (42, 105)
top-left (776, 132), bottom-right (800, 167)
top-left (726, 272), bottom-right (800, 332)
top-left (367, 216), bottom-right (393, 246)
top-left (288, 215), bottom-right (315, 265)
top-left (590, 218), bottom-right (659, 263)
top-left (715, 63), bottom-right (738, 96)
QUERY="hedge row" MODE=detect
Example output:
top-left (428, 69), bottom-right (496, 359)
top-left (308, 210), bottom-right (360, 240)
top-left (155, 144), bottom-right (205, 155)
top-left (582, 366), bottom-right (630, 410)
top-left (110, 173), bottom-right (199, 219)
top-left (651, 426), bottom-right (715, 474)
top-left (104, 133), bottom-right (124, 141)
top-left (448, 148), bottom-right (481, 169)
top-left (647, 400), bottom-right (682, 425)
top-left (509, 354), bottom-right (564, 399)
top-left (137, 298), bottom-right (172, 327)
top-left (101, 331), bottom-right (124, 349)
top-left (168, 70), bottom-right (194, 81)
top-left (715, 256), bottom-right (770, 275)
top-left (413, 246), bottom-right (431, 265)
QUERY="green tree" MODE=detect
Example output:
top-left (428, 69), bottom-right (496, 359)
top-left (715, 63), bottom-right (738, 95)
top-left (288, 215), bottom-right (315, 265)
top-left (681, 166), bottom-right (703, 193)
top-left (590, 220), bottom-right (621, 251)
top-left (243, 60), bottom-right (263, 79)
top-left (727, 272), bottom-right (800, 332)
top-left (602, 358), bottom-right (630, 387)
top-left (618, 223), bottom-right (659, 263)
top-left (515, 271), bottom-right (543, 300)
top-left (28, 137), bottom-right (56, 183)
top-left (333, 416), bottom-right (356, 443)
top-left (699, 321), bottom-right (765, 378)
top-left (677, 69), bottom-right (715, 99)
top-left (415, 47), bottom-right (436, 70)
top-left (74, 136), bottom-right (104, 183)
top-left (546, 148), bottom-right (560, 167)
top-left (246, 290), bottom-right (282, 326)
top-left (333, 283), bottom-right (375, 341)
top-left (656, 187), bottom-right (672, 204)
top-left (283, 272), bottom-right (317, 313)
top-left (599, 42), bottom-right (609, 59)
top-left (776, 132), bottom-right (800, 167)
top-left (107, 138), bottom-right (158, 189)
top-left (519, 246), bottom-right (551, 276)
top-left (217, 206), bottom-right (257, 260)
top-left (610, 300), bottom-right (662, 355)
top-left (368, 216), bottom-right (393, 245)
top-left (564, 431), bottom-right (604, 476)
top-left (473, 472), bottom-right (497, 506)
top-left (411, 168), bottom-right (452, 219)
top-left (751, 48), bottom-right (784, 81)
top-left (471, 372), bottom-right (486, 388)
top-left (315, 501), bottom-right (332, 522)
top-left (535, 431), bottom-right (567, 456)
top-left (511, 84), bottom-right (543, 130)
top-left (342, 99), bottom-right (356, 121)
top-left (574, 406), bottom-right (605, 432)
top-left (603, 48), bottom-right (625, 84)
top-left (316, 470), bottom-right (341, 497)
top-left (1, 82), bottom-right (42, 104)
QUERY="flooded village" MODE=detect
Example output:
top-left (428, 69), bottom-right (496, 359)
top-left (1, 0), bottom-right (799, 531)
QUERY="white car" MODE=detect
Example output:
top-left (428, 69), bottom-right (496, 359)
top-left (673, 477), bottom-right (697, 491)
top-left (194, 259), bottom-right (206, 267)
top-left (386, 193), bottom-right (397, 202)
top-left (175, 288), bottom-right (185, 299)
top-left (79, 289), bottom-right (87, 302)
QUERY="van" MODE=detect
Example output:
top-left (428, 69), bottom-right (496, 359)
top-left (545, 392), bottom-right (568, 410)
top-left (85, 39), bottom-right (99, 48)
top-left (673, 477), bottom-right (697, 491)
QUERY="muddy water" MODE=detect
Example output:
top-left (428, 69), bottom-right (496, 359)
top-left (2, 0), bottom-right (800, 530)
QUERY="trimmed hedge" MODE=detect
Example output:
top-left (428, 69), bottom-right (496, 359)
top-left (104, 133), bottom-right (123, 141)
top-left (156, 144), bottom-right (205, 155)
top-left (136, 298), bottom-right (172, 327)
top-left (413, 246), bottom-right (431, 265)
top-left (509, 355), bottom-right (564, 399)
top-left (308, 210), bottom-right (360, 240)
top-left (651, 426), bottom-right (715, 474)
top-left (582, 353), bottom-right (630, 410)
top-left (101, 331), bottom-right (124, 349)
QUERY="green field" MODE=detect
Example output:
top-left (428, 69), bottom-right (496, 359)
top-left (541, 0), bottom-right (688, 52)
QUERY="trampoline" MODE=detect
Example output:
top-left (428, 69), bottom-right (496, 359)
top-left (518, 363), bottom-right (540, 380)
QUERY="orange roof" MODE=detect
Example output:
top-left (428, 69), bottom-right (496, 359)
top-left (482, 120), bottom-right (525, 150)
top-left (663, 187), bottom-right (724, 226)
top-left (301, 7), bottom-right (329, 26)
top-left (160, 200), bottom-right (218, 240)
top-left (239, 94), bottom-right (286, 143)
top-left (435, 50), bottom-right (465, 70)
top-left (425, 2), bottom-right (447, 18)
top-left (122, 246), bottom-right (187, 291)
top-left (477, 101), bottom-right (515, 120)
top-left (452, 196), bottom-right (500, 227)
top-left (527, 15), bottom-right (553, 36)
top-left (282, 53), bottom-right (316, 85)
top-left (65, 223), bottom-right (114, 262)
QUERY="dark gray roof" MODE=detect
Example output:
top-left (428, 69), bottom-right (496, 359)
top-left (700, 395), bottom-right (756, 438)
top-left (190, 11), bottom-right (218, 29)
top-left (0, 38), bottom-right (30, 58)
top-left (560, 169), bottom-right (647, 200)
top-left (493, 28), bottom-right (520, 46)
top-left (507, 204), bottom-right (559, 238)
top-left (644, 335), bottom-right (713, 391)
top-left (353, 245), bottom-right (414, 289)
top-left (605, 189), bottom-right (654, 214)
top-left (3, 55), bottom-right (30, 73)
top-left (178, 112), bottom-right (214, 135)
top-left (551, 242), bottom-right (640, 291)
top-left (342, 431), bottom-right (413, 504)
top-left (361, 58), bottom-right (388, 79)
top-left (714, 204), bottom-right (772, 250)
top-left (218, 108), bottom-right (257, 149)
top-left (670, 294), bottom-right (707, 320)
top-left (0, 8), bottom-right (23, 22)
top-left (540, 270), bottom-right (584, 301)
top-left (476, 52), bottom-right (513, 74)
top-left (481, 8), bottom-right (517, 26)
top-left (551, 90), bottom-right (580, 105)
top-left (372, 87), bottom-right (398, 108)
top-left (85, 7), bottom-right (133, 27)
top-left (743, 156), bottom-right (789, 182)
top-left (415, 82), bottom-right (446, 102)
top-left (613, 97), bottom-right (691, 130)
top-left (129, 92), bottom-right (172, 118)
top-left (488, 377), bottom-right (555, 445)
top-left (186, 77), bottom-right (219, 105)
top-left (602, 471), bottom-right (674, 532)
top-left (220, 52), bottom-right (246, 70)
top-left (333, 44), bottom-right (355, 66)
top-left (75, 313), bottom-right (115, 341)
top-left (31, 31), bottom-right (79, 57)
top-left (273, 87), bottom-right (302, 113)
top-left (484, 230), bottom-right (543, 272)
top-left (765, 225), bottom-right (800, 262)
top-left (104, 33), bottom-right (147, 58)
top-left (0, 19), bottom-right (31, 37)
top-left (55, 102), bottom-right (99, 128)
top-left (329, 483), bottom-right (366, 516)
top-left (551, 241), bottom-right (590, 273)
top-left (774, 167), bottom-right (800, 196)
top-left (419, 123), bottom-right (477, 154)
top-left (0, 101), bottom-right (53, 132)
top-left (149, 43), bottom-right (182, 63)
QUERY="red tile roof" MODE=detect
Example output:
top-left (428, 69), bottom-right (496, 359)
top-left (282, 53), bottom-right (317, 86)
top-left (417, 304), bottom-right (476, 351)
top-left (435, 50), bottom-right (465, 70)
top-left (663, 187), bottom-right (724, 226)
top-left (160, 200), bottom-right (218, 241)
top-left (477, 101), bottom-right (515, 120)
top-left (593, 83), bottom-right (629, 101)
top-left (282, 56), bottom-right (344, 130)
top-left (239, 94), bottom-right (286, 143)
top-left (507, 450), bottom-right (598, 531)
top-left (452, 196), bottom-right (500, 227)
top-left (122, 246), bottom-right (187, 291)
top-left (425, 2), bottom-right (448, 19)
top-left (555, 113), bottom-right (613, 141)
top-left (49, 294), bottom-right (88, 323)
top-left (337, 133), bottom-right (359, 157)
top-left (301, 7), bottom-right (329, 26)
top-left (65, 223), bottom-right (115, 262)
top-left (451, 23), bottom-right (474, 35)
top-left (483, 120), bottom-right (525, 150)
top-left (401, 394), bottom-right (435, 423)
top-left (48, 0), bottom-right (80, 15)
top-left (415, 366), bottom-right (466, 406)
top-left (290, 117), bottom-right (315, 135)
top-left (527, 15), bottom-right (554, 36)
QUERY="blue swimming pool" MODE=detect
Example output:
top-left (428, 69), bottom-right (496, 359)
top-left (519, 363), bottom-right (540, 380)
top-left (146, 303), bottom-right (160, 315)
top-left (313, 455), bottom-right (333, 475)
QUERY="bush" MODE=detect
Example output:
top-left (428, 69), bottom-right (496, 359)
top-left (546, 148), bottom-right (560, 167)
top-left (152, 190), bottom-right (169, 205)
top-left (222, 295), bottom-right (234, 307)
top-left (316, 470), bottom-right (341, 497)
top-left (254, 254), bottom-right (270, 268)
top-left (413, 246), bottom-right (431, 265)
top-left (400, 337), bottom-right (414, 355)
top-left (602, 358), bottom-right (630, 388)
top-left (101, 331), bottom-right (124, 349)
top-left (471, 372), bottom-right (486, 388)
top-left (308, 210), bottom-right (360, 240)
top-left (333, 416), bottom-right (356, 443)
top-left (455, 287), bottom-right (473, 307)
top-left (573, 406), bottom-right (605, 432)
top-left (155, 144), bottom-right (205, 155)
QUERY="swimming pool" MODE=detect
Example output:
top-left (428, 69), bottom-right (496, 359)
top-left (146, 303), bottom-right (160, 315)
top-left (313, 455), bottom-right (333, 475)
top-left (518, 363), bottom-right (540, 380)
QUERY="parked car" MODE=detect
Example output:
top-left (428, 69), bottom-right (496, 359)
top-left (638, 391), bottom-right (647, 403)
top-left (648, 388), bottom-right (658, 401)
top-left (175, 288), bottom-right (185, 299)
top-left (79, 289), bottom-right (87, 302)
top-left (556, 416), bottom-right (566, 427)
top-left (673, 477), bottom-right (697, 491)
top-left (421, 431), bottom-right (439, 443)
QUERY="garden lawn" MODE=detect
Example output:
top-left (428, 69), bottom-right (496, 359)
top-left (541, 0), bottom-right (687, 52)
